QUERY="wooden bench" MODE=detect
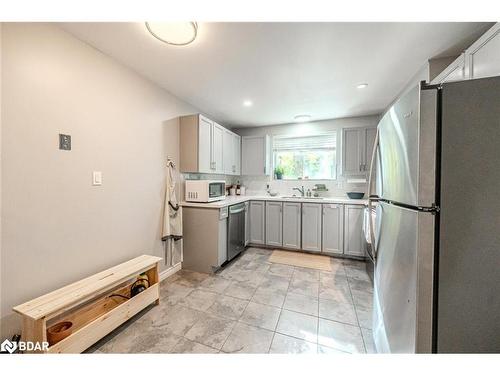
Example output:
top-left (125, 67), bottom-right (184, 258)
top-left (13, 255), bottom-right (162, 353)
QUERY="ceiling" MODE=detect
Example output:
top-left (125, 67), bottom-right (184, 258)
top-left (60, 22), bottom-right (492, 127)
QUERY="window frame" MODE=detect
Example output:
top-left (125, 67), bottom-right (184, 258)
top-left (271, 131), bottom-right (339, 181)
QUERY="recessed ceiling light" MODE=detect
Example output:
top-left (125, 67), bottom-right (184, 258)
top-left (243, 100), bottom-right (253, 107)
top-left (145, 22), bottom-right (198, 46)
top-left (357, 83), bottom-right (368, 89)
top-left (294, 114), bottom-right (311, 123)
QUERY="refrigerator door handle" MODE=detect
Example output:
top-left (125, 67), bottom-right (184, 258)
top-left (367, 127), bottom-right (380, 261)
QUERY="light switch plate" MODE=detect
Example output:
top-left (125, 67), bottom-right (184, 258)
top-left (92, 171), bottom-right (102, 186)
top-left (59, 134), bottom-right (71, 150)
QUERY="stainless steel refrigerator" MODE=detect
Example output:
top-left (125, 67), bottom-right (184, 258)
top-left (367, 77), bottom-right (500, 353)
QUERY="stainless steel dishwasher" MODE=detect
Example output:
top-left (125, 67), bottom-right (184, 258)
top-left (227, 203), bottom-right (246, 261)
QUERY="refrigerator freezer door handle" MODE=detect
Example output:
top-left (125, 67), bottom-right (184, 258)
top-left (367, 127), bottom-right (380, 261)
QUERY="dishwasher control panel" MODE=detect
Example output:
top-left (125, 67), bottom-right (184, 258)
top-left (219, 206), bottom-right (228, 220)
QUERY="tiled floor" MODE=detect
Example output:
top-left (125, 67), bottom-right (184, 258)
top-left (86, 247), bottom-right (375, 354)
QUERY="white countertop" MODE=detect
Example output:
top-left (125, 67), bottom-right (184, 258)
top-left (180, 195), bottom-right (368, 209)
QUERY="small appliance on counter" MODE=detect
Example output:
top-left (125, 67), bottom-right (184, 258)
top-left (185, 180), bottom-right (226, 202)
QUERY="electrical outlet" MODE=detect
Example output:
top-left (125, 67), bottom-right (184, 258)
top-left (59, 134), bottom-right (71, 150)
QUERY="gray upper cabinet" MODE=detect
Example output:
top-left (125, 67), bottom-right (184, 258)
top-left (223, 129), bottom-right (241, 175)
top-left (212, 123), bottom-right (224, 174)
top-left (322, 204), bottom-right (344, 255)
top-left (265, 201), bottom-right (283, 247)
top-left (282, 202), bottom-right (301, 250)
top-left (233, 133), bottom-right (241, 175)
top-left (364, 127), bottom-right (377, 169)
top-left (197, 115), bottom-right (213, 173)
top-left (431, 23), bottom-right (500, 84)
top-left (241, 135), bottom-right (270, 175)
top-left (301, 203), bottom-right (322, 252)
top-left (344, 204), bottom-right (365, 257)
top-left (223, 129), bottom-right (234, 175)
top-left (249, 201), bottom-right (265, 245)
top-left (342, 128), bottom-right (363, 176)
top-left (342, 127), bottom-right (377, 176)
top-left (465, 23), bottom-right (500, 80)
top-left (180, 114), bottom-right (237, 175)
top-left (431, 54), bottom-right (466, 84)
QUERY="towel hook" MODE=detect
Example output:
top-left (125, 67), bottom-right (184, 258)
top-left (167, 156), bottom-right (176, 168)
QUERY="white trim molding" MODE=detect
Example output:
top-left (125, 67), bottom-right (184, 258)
top-left (159, 263), bottom-right (182, 282)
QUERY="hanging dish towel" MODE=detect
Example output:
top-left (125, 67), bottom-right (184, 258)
top-left (162, 159), bottom-right (183, 241)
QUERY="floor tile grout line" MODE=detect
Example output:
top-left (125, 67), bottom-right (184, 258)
top-left (317, 267), bottom-right (320, 355)
top-left (218, 252), bottom-right (267, 354)
top-left (268, 264), bottom-right (294, 353)
top-left (106, 247), bottom-right (372, 354)
top-left (345, 265), bottom-right (368, 354)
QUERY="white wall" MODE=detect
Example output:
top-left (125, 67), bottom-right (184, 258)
top-left (0, 23), bottom-right (197, 339)
top-left (232, 115), bottom-right (379, 197)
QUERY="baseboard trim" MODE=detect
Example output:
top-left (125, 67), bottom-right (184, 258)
top-left (159, 263), bottom-right (182, 282)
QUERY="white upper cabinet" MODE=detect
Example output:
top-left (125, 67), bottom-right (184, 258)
top-left (241, 135), bottom-right (270, 176)
top-left (342, 127), bottom-right (377, 177)
top-left (465, 23), bottom-right (500, 80)
top-left (180, 114), bottom-right (239, 175)
top-left (322, 204), bottom-right (344, 255)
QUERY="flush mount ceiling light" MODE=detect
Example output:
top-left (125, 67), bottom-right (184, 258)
top-left (357, 83), bottom-right (369, 89)
top-left (145, 22), bottom-right (198, 46)
top-left (243, 100), bottom-right (253, 107)
top-left (294, 114), bottom-right (311, 123)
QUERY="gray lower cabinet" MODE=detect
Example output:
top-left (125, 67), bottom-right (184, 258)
top-left (282, 202), bottom-right (301, 250)
top-left (344, 204), bottom-right (365, 257)
top-left (265, 201), bottom-right (283, 247)
top-left (249, 200), bottom-right (265, 245)
top-left (301, 203), bottom-right (322, 252)
top-left (244, 201), bottom-right (250, 246)
top-left (182, 206), bottom-right (227, 274)
top-left (322, 204), bottom-right (344, 255)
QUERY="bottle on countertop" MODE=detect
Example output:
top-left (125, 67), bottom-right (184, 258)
top-left (236, 181), bottom-right (241, 195)
top-left (307, 189), bottom-right (312, 197)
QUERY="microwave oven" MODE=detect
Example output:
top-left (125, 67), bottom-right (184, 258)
top-left (185, 180), bottom-right (226, 202)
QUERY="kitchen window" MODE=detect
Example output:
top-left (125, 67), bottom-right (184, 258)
top-left (272, 133), bottom-right (337, 180)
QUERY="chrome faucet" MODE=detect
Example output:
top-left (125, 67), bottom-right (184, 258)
top-left (293, 186), bottom-right (305, 197)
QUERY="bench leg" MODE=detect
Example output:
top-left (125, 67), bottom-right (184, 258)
top-left (146, 263), bottom-right (160, 305)
top-left (22, 317), bottom-right (47, 353)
